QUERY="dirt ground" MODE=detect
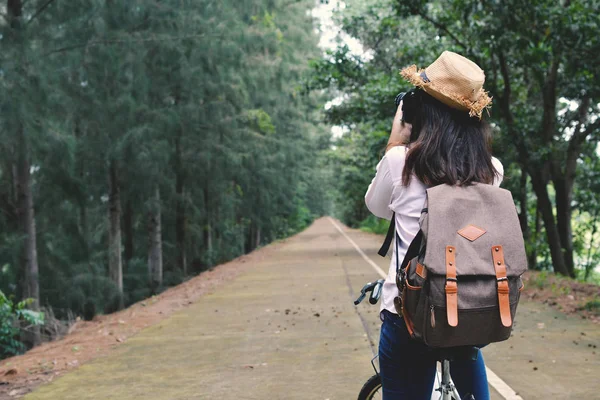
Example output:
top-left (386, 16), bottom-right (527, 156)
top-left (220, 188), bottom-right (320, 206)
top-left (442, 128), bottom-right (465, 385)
top-left (0, 240), bottom-right (285, 399)
top-left (521, 270), bottom-right (600, 324)
top-left (0, 225), bottom-right (598, 398)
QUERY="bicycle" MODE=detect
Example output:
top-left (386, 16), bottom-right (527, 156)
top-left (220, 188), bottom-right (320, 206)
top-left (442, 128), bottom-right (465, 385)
top-left (354, 280), bottom-right (477, 400)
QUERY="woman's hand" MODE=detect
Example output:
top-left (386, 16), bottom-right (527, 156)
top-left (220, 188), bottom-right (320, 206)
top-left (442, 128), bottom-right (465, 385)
top-left (386, 101), bottom-right (412, 152)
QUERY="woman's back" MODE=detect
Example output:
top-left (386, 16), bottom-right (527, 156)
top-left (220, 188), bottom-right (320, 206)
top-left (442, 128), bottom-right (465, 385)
top-left (365, 145), bottom-right (503, 314)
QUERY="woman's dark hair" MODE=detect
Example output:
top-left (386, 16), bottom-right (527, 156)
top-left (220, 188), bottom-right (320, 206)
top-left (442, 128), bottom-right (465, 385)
top-left (401, 89), bottom-right (498, 187)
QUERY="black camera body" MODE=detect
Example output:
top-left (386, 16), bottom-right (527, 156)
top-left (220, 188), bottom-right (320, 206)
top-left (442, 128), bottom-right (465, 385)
top-left (394, 88), bottom-right (419, 124)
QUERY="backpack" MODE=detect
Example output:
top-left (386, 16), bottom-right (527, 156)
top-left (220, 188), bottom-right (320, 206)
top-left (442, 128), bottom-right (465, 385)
top-left (379, 183), bottom-right (527, 348)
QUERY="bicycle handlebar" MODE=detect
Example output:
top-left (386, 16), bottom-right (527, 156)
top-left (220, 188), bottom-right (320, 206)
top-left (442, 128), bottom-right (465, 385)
top-left (354, 279), bottom-right (385, 306)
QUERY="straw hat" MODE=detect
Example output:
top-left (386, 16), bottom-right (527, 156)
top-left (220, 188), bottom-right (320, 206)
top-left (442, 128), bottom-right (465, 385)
top-left (400, 51), bottom-right (492, 119)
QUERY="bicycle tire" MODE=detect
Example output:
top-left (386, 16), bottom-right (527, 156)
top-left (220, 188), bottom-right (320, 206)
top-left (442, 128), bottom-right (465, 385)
top-left (357, 374), bottom-right (382, 400)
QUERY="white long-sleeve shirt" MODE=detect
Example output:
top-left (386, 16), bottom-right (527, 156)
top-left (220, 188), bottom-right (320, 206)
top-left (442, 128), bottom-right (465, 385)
top-left (365, 145), bottom-right (504, 314)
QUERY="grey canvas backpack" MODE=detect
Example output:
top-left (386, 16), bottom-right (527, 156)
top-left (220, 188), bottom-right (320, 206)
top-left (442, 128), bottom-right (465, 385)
top-left (380, 183), bottom-right (527, 348)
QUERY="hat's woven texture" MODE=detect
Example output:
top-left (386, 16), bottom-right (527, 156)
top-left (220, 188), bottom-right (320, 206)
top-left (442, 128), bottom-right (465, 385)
top-left (401, 51), bottom-right (492, 119)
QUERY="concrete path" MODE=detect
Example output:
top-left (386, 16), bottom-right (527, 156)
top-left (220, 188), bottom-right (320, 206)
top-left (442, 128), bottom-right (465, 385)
top-left (24, 218), bottom-right (600, 399)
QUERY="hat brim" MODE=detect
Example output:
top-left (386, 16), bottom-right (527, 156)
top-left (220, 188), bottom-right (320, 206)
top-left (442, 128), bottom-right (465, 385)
top-left (400, 65), bottom-right (492, 119)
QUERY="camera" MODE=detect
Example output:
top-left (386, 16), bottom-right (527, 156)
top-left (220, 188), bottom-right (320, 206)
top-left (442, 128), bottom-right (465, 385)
top-left (394, 92), bottom-right (406, 108)
top-left (394, 88), bottom-right (419, 124)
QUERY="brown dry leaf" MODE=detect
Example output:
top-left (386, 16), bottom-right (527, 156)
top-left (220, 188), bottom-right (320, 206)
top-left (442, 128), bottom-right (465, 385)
top-left (4, 369), bottom-right (18, 376)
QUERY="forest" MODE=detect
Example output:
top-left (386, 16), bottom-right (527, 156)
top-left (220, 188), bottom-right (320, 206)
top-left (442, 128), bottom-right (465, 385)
top-left (1, 0), bottom-right (599, 360)
top-left (0, 0), bottom-right (332, 358)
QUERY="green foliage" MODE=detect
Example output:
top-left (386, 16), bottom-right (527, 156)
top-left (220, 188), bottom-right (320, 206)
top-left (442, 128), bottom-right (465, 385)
top-left (0, 291), bottom-right (44, 360)
top-left (359, 215), bottom-right (390, 235)
top-left (327, 127), bottom-right (388, 227)
top-left (573, 153), bottom-right (600, 281)
top-left (0, 0), bottom-right (332, 337)
top-left (65, 272), bottom-right (124, 318)
top-left (583, 298), bottom-right (600, 311)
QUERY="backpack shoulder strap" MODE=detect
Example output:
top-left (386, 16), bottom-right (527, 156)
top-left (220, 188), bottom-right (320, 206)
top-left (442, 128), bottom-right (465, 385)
top-left (377, 213), bottom-right (395, 257)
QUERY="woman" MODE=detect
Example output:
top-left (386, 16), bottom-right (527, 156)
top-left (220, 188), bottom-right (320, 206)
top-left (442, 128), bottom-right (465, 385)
top-left (365, 51), bottom-right (503, 400)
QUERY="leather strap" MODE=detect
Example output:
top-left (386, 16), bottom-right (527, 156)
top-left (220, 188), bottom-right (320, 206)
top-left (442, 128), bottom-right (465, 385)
top-left (445, 246), bottom-right (458, 327)
top-left (492, 245), bottom-right (512, 327)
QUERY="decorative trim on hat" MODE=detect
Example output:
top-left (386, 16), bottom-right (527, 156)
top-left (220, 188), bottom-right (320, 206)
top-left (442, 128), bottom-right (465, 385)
top-left (400, 65), bottom-right (492, 119)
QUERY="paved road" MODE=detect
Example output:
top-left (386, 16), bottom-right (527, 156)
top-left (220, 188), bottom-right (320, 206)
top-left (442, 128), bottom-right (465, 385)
top-left (25, 218), bottom-right (599, 399)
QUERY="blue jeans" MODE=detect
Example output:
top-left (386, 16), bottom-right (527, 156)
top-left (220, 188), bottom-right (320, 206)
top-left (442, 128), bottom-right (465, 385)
top-left (378, 310), bottom-right (490, 400)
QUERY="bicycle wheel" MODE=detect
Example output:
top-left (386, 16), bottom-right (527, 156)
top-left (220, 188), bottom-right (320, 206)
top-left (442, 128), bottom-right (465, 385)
top-left (357, 374), bottom-right (382, 400)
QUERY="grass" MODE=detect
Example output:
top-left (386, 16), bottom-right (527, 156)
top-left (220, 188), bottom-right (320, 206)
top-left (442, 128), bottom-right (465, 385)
top-left (583, 298), bottom-right (600, 311)
top-left (531, 270), bottom-right (549, 289)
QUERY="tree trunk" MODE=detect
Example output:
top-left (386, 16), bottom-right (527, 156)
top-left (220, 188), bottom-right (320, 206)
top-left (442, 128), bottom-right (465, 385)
top-left (245, 224), bottom-right (253, 254)
top-left (148, 187), bottom-right (163, 291)
top-left (551, 97), bottom-right (591, 278)
top-left (108, 160), bottom-right (124, 308)
top-left (123, 199), bottom-right (134, 266)
top-left (75, 119), bottom-right (89, 258)
top-left (528, 203), bottom-right (541, 269)
top-left (517, 168), bottom-right (533, 267)
top-left (175, 135), bottom-right (187, 276)
top-left (554, 179), bottom-right (575, 277)
top-left (530, 171), bottom-right (570, 276)
top-left (7, 0), bottom-right (40, 345)
top-left (16, 125), bottom-right (40, 346)
top-left (518, 168), bottom-right (529, 233)
top-left (206, 221), bottom-right (213, 253)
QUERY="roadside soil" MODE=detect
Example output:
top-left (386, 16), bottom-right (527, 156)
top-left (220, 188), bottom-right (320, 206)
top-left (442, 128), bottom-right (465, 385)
top-left (0, 240), bottom-right (285, 399)
top-left (0, 224), bottom-right (598, 398)
top-left (521, 270), bottom-right (599, 324)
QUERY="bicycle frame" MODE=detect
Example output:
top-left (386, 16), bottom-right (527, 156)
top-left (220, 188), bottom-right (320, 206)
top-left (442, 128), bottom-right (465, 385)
top-left (437, 360), bottom-right (463, 400)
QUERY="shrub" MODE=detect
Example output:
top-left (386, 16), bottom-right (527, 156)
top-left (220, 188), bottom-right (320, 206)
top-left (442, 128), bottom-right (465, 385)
top-left (66, 273), bottom-right (122, 319)
top-left (0, 291), bottom-right (44, 360)
top-left (583, 298), bottom-right (600, 311)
